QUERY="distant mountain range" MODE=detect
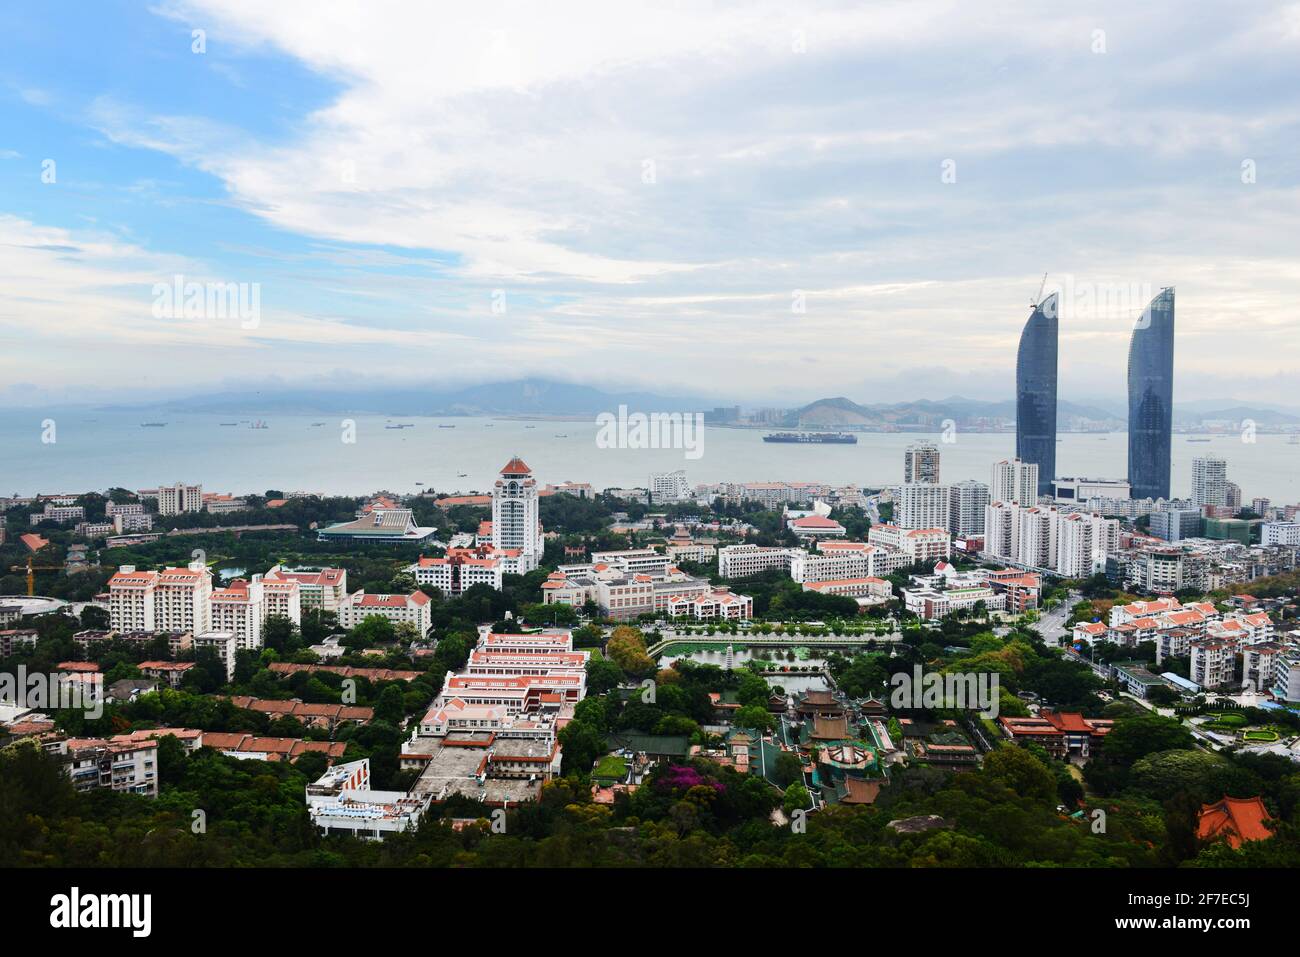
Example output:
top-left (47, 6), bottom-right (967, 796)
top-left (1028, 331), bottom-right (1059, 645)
top-left (117, 378), bottom-right (713, 417)
top-left (109, 377), bottom-right (1300, 429)
top-left (781, 396), bottom-right (1300, 430)
top-left (781, 395), bottom-right (1118, 429)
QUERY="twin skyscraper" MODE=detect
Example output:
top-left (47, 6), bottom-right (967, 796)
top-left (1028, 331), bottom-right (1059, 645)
top-left (1015, 285), bottom-right (1175, 500)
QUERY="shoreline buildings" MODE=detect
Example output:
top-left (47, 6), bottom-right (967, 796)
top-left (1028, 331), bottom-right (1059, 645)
top-left (1015, 291), bottom-right (1058, 497)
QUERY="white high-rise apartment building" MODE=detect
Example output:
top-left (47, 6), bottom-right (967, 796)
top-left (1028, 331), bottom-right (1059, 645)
top-left (109, 563), bottom-right (304, 640)
top-left (210, 576), bottom-right (265, 651)
top-left (261, 575), bottom-right (303, 625)
top-left (982, 502), bottom-right (1116, 576)
top-left (153, 564), bottom-right (212, 634)
top-left (492, 457), bottom-right (543, 573)
top-left (948, 480), bottom-right (989, 537)
top-left (903, 443), bottom-right (941, 484)
top-left (896, 483), bottom-right (950, 530)
top-left (1191, 456), bottom-right (1228, 508)
top-left (108, 567), bottom-right (158, 632)
top-left (1016, 506), bottom-right (1058, 569)
top-left (984, 501), bottom-right (1017, 560)
top-left (990, 459), bottom-right (1039, 506)
top-left (649, 470), bottom-right (692, 502)
top-left (1054, 512), bottom-right (1118, 578)
top-left (157, 482), bottom-right (204, 516)
top-left (263, 566), bottom-right (346, 613)
top-left (109, 563), bottom-right (211, 632)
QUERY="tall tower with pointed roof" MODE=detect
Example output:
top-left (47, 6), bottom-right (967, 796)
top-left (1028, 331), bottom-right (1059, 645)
top-left (492, 456), bottom-right (543, 572)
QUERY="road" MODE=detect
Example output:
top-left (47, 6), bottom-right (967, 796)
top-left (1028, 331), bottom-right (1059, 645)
top-left (1030, 590), bottom-right (1079, 647)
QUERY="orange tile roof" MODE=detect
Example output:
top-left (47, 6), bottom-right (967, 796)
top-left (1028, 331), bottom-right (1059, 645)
top-left (790, 515), bottom-right (843, 528)
top-left (437, 494), bottom-right (491, 506)
top-left (1197, 796), bottom-right (1273, 848)
top-left (20, 533), bottom-right (49, 552)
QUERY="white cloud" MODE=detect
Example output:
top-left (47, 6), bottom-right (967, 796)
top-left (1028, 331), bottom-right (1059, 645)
top-left (12, 1), bottom-right (1300, 400)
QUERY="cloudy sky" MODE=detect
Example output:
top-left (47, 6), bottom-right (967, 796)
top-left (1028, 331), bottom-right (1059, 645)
top-left (2, 1), bottom-right (1298, 408)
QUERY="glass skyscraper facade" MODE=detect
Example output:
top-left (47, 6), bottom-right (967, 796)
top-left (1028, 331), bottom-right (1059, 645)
top-left (1127, 287), bottom-right (1175, 500)
top-left (1015, 292), bottom-right (1058, 496)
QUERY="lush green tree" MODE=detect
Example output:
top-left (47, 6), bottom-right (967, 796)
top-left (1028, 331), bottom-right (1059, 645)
top-left (587, 658), bottom-right (625, 695)
top-left (773, 751), bottom-right (803, 788)
top-left (343, 615), bottom-right (396, 650)
top-left (607, 626), bottom-right (654, 676)
top-left (733, 705), bottom-right (774, 732)
top-left (782, 781), bottom-right (810, 815)
top-left (374, 684), bottom-right (407, 725)
top-left (1100, 714), bottom-right (1195, 765)
top-left (982, 744), bottom-right (1058, 805)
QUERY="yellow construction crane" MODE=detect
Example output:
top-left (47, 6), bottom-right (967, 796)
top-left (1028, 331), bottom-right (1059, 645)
top-left (9, 557), bottom-right (64, 596)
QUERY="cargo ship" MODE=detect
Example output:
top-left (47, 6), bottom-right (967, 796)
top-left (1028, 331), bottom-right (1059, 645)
top-left (762, 431), bottom-right (857, 444)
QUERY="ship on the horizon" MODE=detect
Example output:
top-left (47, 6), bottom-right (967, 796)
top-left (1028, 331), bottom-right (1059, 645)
top-left (250, 420), bottom-right (269, 430)
top-left (762, 431), bottom-right (857, 444)
top-left (140, 421), bottom-right (166, 427)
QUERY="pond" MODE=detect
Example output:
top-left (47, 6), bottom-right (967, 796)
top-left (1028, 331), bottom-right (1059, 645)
top-left (659, 647), bottom-right (833, 694)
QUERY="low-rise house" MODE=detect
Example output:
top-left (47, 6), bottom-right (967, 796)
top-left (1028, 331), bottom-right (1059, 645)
top-left (138, 660), bottom-right (196, 689)
top-left (65, 737), bottom-right (158, 797)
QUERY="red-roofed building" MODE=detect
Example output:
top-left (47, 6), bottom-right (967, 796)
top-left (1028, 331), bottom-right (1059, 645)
top-left (407, 546), bottom-right (517, 594)
top-left (493, 457), bottom-right (543, 572)
top-left (787, 514), bottom-right (847, 539)
top-left (985, 568), bottom-right (1043, 613)
top-left (138, 660), bottom-right (196, 689)
top-left (20, 533), bottom-right (49, 552)
top-left (999, 711), bottom-right (1113, 759)
top-left (435, 495), bottom-right (492, 508)
top-left (338, 590), bottom-right (432, 635)
top-left (802, 576), bottom-right (892, 605)
top-left (1197, 796), bottom-right (1274, 848)
top-left (263, 565), bottom-right (347, 612)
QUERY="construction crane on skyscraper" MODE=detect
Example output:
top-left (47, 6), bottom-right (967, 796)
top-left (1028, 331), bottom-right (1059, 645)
top-left (1031, 271), bottom-right (1047, 310)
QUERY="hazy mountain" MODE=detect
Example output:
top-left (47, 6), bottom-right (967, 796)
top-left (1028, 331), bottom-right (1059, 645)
top-left (1174, 406), bottom-right (1300, 426)
top-left (105, 377), bottom-right (1300, 428)
top-left (112, 378), bottom-right (715, 417)
top-left (781, 395), bottom-right (1120, 428)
